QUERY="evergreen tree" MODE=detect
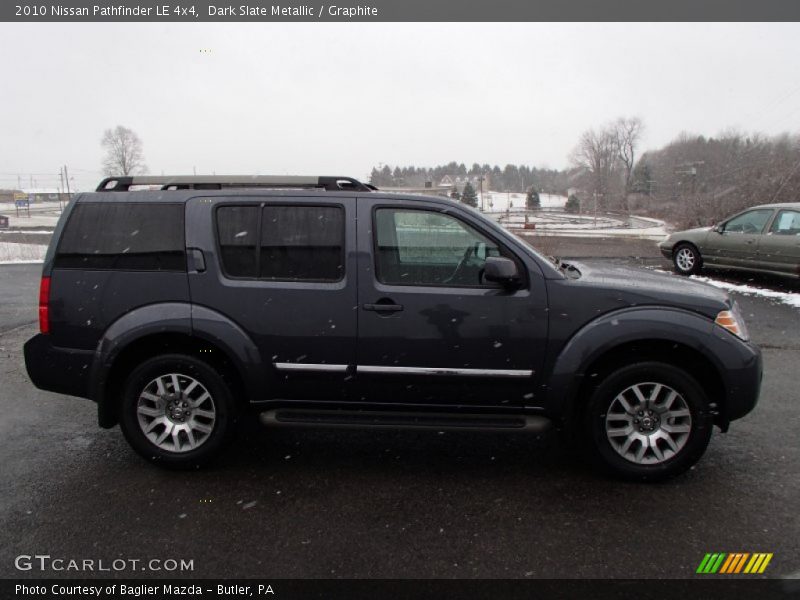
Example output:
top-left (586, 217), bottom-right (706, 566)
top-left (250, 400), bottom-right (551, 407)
top-left (526, 187), bottom-right (541, 209)
top-left (565, 194), bottom-right (580, 213)
top-left (369, 167), bottom-right (380, 186)
top-left (461, 182), bottom-right (478, 208)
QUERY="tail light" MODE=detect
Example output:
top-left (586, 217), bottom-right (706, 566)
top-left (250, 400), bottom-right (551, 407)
top-left (38, 276), bottom-right (51, 334)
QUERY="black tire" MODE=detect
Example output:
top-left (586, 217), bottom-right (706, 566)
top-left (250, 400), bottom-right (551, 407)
top-left (119, 354), bottom-right (237, 469)
top-left (672, 242), bottom-right (702, 276)
top-left (584, 362), bottom-right (713, 482)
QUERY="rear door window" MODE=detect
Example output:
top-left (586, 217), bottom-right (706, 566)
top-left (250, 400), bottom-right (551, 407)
top-left (217, 206), bottom-right (259, 277)
top-left (769, 210), bottom-right (800, 235)
top-left (216, 204), bottom-right (345, 282)
top-left (55, 203), bottom-right (185, 271)
top-left (260, 206), bottom-right (344, 281)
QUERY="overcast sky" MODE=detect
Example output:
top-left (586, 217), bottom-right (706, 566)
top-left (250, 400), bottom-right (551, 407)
top-left (2, 22), bottom-right (800, 191)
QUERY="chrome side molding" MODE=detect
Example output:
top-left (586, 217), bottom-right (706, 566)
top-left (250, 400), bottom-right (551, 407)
top-left (273, 363), bottom-right (349, 373)
top-left (356, 365), bottom-right (533, 378)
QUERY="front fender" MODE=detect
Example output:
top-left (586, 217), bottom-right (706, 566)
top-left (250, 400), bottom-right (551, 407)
top-left (543, 307), bottom-right (761, 424)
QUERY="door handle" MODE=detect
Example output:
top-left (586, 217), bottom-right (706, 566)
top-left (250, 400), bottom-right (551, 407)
top-left (363, 302), bottom-right (403, 312)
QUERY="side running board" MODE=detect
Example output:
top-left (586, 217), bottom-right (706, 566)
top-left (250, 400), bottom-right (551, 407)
top-left (259, 409), bottom-right (551, 432)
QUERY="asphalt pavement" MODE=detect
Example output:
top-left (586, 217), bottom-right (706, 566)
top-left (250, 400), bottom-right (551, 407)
top-left (1, 262), bottom-right (798, 579)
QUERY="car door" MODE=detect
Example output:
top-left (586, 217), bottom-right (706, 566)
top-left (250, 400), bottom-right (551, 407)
top-left (355, 196), bottom-right (548, 408)
top-left (185, 195), bottom-right (357, 402)
top-left (758, 209), bottom-right (800, 276)
top-left (708, 208), bottom-right (774, 267)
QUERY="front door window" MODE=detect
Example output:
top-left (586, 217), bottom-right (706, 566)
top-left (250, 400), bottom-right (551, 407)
top-left (723, 209), bottom-right (773, 234)
top-left (374, 208), bottom-right (503, 287)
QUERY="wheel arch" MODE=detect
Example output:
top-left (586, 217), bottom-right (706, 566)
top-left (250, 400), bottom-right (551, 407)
top-left (97, 332), bottom-right (250, 428)
top-left (91, 303), bottom-right (263, 428)
top-left (544, 308), bottom-right (730, 431)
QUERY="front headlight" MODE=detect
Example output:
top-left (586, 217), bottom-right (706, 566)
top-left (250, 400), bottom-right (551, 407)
top-left (715, 302), bottom-right (749, 341)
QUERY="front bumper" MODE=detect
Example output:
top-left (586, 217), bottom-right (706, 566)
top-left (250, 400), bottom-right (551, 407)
top-left (719, 339), bottom-right (763, 426)
top-left (24, 334), bottom-right (94, 400)
top-left (658, 241), bottom-right (674, 260)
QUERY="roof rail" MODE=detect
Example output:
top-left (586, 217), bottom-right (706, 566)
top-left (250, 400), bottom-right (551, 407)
top-left (96, 175), bottom-right (373, 192)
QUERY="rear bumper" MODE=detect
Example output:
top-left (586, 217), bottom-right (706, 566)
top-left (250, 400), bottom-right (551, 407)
top-left (23, 334), bottom-right (94, 400)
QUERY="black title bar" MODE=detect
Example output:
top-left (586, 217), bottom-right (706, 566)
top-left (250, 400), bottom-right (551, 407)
top-left (5, 0), bottom-right (800, 22)
top-left (5, 579), bottom-right (800, 600)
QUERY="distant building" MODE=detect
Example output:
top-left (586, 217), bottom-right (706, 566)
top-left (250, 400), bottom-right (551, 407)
top-left (439, 174), bottom-right (490, 193)
top-left (21, 188), bottom-right (72, 203)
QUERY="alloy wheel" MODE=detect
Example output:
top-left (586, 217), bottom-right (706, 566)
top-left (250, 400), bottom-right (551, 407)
top-left (136, 373), bottom-right (216, 453)
top-left (604, 382), bottom-right (692, 465)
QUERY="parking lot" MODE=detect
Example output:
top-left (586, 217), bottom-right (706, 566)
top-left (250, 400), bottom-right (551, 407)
top-left (1, 260), bottom-right (798, 579)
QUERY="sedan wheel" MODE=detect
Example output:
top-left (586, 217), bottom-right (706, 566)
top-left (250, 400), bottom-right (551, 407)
top-left (673, 243), bottom-right (701, 275)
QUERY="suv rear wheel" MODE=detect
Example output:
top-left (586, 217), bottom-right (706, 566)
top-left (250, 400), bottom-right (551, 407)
top-left (585, 362), bottom-right (713, 481)
top-left (119, 354), bottom-right (236, 469)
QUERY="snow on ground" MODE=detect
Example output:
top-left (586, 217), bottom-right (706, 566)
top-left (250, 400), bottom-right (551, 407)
top-left (0, 242), bottom-right (47, 264)
top-left (0, 201), bottom-right (63, 229)
top-left (475, 191), bottom-right (666, 239)
top-left (690, 275), bottom-right (800, 309)
top-left (477, 192), bottom-right (566, 212)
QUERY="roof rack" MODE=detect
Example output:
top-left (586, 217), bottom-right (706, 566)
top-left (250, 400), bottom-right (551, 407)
top-left (96, 175), bottom-right (374, 192)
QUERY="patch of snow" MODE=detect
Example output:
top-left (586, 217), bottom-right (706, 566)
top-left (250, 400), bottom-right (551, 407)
top-left (690, 275), bottom-right (800, 309)
top-left (478, 191), bottom-right (567, 211)
top-left (0, 242), bottom-right (47, 264)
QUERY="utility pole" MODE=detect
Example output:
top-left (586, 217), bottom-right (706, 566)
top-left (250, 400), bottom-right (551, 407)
top-left (59, 168), bottom-right (65, 212)
top-left (64, 165), bottom-right (71, 203)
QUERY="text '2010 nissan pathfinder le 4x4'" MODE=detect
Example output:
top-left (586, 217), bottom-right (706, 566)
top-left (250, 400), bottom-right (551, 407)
top-left (24, 175), bottom-right (762, 481)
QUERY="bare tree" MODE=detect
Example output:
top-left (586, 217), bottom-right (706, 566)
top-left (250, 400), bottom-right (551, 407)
top-left (613, 117), bottom-right (643, 209)
top-left (101, 125), bottom-right (147, 176)
top-left (569, 127), bottom-right (619, 210)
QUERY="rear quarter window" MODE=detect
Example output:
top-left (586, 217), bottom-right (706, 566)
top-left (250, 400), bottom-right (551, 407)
top-left (55, 203), bottom-right (186, 271)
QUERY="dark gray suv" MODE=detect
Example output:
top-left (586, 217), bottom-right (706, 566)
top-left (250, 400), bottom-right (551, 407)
top-left (24, 175), bottom-right (762, 481)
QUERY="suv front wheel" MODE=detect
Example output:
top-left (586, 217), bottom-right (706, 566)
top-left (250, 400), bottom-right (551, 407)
top-left (585, 362), bottom-right (713, 481)
top-left (119, 354), bottom-right (236, 469)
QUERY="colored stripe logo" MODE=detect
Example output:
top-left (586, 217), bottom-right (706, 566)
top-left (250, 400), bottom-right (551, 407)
top-left (697, 553), bottom-right (773, 574)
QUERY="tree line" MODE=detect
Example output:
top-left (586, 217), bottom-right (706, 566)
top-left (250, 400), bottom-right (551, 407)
top-left (368, 163), bottom-right (570, 195)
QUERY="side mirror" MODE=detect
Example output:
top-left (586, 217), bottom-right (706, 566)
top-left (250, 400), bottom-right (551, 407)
top-left (713, 223), bottom-right (723, 233)
top-left (484, 256), bottom-right (520, 287)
